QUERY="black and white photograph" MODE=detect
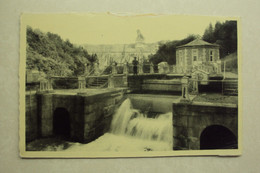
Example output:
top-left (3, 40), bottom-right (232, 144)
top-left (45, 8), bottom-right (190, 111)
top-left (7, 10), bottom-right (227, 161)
top-left (20, 13), bottom-right (241, 157)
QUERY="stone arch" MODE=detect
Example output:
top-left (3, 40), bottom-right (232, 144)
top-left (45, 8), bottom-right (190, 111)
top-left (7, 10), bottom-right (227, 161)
top-left (53, 107), bottom-right (71, 138)
top-left (200, 125), bottom-right (237, 149)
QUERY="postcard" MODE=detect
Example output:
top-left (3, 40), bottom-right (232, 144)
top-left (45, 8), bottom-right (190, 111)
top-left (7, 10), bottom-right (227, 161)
top-left (19, 13), bottom-right (241, 158)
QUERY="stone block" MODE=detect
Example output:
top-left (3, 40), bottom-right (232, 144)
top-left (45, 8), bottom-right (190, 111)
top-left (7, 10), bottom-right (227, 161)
top-left (105, 98), bottom-right (115, 107)
top-left (84, 104), bottom-right (96, 114)
top-left (187, 127), bottom-right (203, 139)
top-left (172, 115), bottom-right (188, 127)
top-left (188, 137), bottom-right (200, 150)
top-left (173, 136), bottom-right (188, 150)
top-left (84, 123), bottom-right (90, 139)
top-left (103, 105), bottom-right (115, 117)
top-left (102, 116), bottom-right (113, 133)
top-left (173, 126), bottom-right (188, 138)
top-left (41, 119), bottom-right (53, 137)
top-left (41, 107), bottom-right (53, 119)
top-left (84, 112), bottom-right (97, 124)
top-left (41, 94), bottom-right (53, 105)
top-left (73, 111), bottom-right (84, 122)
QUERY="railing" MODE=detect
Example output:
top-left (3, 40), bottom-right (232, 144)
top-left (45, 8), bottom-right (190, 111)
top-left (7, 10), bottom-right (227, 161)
top-left (188, 78), bottom-right (238, 95)
top-left (99, 62), bottom-right (222, 76)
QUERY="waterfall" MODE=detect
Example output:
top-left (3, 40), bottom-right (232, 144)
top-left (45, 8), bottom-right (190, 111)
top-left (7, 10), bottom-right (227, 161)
top-left (65, 98), bottom-right (173, 152)
top-left (110, 98), bottom-right (173, 145)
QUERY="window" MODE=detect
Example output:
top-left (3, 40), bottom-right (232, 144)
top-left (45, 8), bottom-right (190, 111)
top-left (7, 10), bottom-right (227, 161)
top-left (210, 50), bottom-right (213, 61)
top-left (192, 49), bottom-right (198, 62)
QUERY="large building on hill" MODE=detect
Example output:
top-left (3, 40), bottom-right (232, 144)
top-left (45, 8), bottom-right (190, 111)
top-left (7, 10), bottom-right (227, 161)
top-left (85, 43), bottom-right (158, 69)
top-left (176, 39), bottom-right (221, 74)
top-left (84, 30), bottom-right (159, 70)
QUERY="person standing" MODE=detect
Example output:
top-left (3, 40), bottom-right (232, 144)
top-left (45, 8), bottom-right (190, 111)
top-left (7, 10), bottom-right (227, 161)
top-left (132, 57), bottom-right (139, 75)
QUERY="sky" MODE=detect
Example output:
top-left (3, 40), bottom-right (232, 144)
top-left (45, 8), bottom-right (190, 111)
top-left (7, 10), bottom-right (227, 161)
top-left (22, 13), bottom-right (230, 45)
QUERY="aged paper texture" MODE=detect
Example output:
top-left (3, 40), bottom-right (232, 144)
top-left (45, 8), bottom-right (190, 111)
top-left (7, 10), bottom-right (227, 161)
top-left (19, 13), bottom-right (241, 158)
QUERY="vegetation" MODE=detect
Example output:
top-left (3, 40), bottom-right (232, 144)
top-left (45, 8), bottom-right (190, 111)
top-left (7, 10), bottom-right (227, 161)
top-left (203, 21), bottom-right (237, 58)
top-left (149, 35), bottom-right (197, 65)
top-left (149, 20), bottom-right (237, 65)
top-left (26, 20), bottom-right (237, 76)
top-left (26, 26), bottom-right (97, 76)
top-left (222, 52), bottom-right (238, 73)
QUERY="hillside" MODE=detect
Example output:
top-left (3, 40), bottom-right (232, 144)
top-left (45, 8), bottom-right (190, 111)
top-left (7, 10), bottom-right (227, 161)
top-left (26, 27), bottom-right (96, 77)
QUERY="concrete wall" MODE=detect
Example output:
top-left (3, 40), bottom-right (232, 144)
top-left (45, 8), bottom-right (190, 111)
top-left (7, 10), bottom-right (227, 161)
top-left (172, 101), bottom-right (238, 150)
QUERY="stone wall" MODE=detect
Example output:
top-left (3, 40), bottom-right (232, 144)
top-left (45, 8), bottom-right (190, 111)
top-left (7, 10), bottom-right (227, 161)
top-left (52, 95), bottom-right (84, 141)
top-left (108, 75), bottom-right (128, 88)
top-left (142, 79), bottom-right (182, 92)
top-left (25, 93), bottom-right (38, 142)
top-left (82, 89), bottom-right (126, 143)
top-left (172, 101), bottom-right (238, 150)
top-left (127, 74), bottom-right (166, 91)
top-left (128, 94), bottom-right (179, 113)
top-left (25, 89), bottom-right (126, 143)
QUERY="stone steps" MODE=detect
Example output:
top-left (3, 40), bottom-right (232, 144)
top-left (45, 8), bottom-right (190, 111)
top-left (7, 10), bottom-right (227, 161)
top-left (88, 77), bottom-right (108, 88)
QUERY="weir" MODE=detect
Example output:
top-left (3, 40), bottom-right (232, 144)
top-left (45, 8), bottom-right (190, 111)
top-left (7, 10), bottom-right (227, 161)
top-left (110, 99), bottom-right (173, 146)
top-left (26, 74), bottom-right (238, 151)
top-left (65, 98), bottom-right (173, 152)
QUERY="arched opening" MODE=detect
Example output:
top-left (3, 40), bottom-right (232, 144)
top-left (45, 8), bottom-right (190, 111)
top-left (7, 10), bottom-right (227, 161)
top-left (53, 108), bottom-right (70, 139)
top-left (200, 125), bottom-right (237, 149)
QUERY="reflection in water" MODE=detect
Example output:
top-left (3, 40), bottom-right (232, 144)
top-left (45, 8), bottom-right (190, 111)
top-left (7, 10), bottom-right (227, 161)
top-left (66, 98), bottom-right (173, 152)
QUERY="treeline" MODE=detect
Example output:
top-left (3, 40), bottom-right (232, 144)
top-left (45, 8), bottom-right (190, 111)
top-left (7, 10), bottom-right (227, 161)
top-left (202, 20), bottom-right (237, 58)
top-left (149, 20), bottom-right (237, 65)
top-left (149, 35), bottom-right (197, 65)
top-left (26, 26), bottom-right (97, 76)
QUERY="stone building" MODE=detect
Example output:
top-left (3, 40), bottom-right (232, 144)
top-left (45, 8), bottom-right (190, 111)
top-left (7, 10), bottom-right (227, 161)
top-left (84, 30), bottom-right (158, 70)
top-left (176, 39), bottom-right (221, 74)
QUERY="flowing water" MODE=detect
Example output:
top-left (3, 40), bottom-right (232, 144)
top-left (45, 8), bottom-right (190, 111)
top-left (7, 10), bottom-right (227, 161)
top-left (64, 98), bottom-right (173, 152)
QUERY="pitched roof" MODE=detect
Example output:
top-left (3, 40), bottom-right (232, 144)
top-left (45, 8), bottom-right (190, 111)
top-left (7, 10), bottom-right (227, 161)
top-left (177, 39), bottom-right (219, 48)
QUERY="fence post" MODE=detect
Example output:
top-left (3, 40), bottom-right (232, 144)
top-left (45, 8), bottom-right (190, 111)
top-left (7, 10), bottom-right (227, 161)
top-left (94, 62), bottom-right (100, 76)
top-left (181, 76), bottom-right (190, 101)
top-left (112, 62), bottom-right (117, 74)
top-left (78, 76), bottom-right (86, 91)
top-left (193, 75), bottom-right (199, 94)
top-left (123, 63), bottom-right (129, 74)
top-left (123, 74), bottom-right (128, 87)
top-left (108, 74), bottom-right (115, 88)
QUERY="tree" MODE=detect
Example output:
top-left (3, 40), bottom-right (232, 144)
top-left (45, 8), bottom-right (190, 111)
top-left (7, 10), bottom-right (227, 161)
top-left (203, 23), bottom-right (214, 43)
top-left (202, 21), bottom-right (237, 58)
top-left (149, 35), bottom-right (196, 65)
top-left (26, 26), bottom-right (96, 76)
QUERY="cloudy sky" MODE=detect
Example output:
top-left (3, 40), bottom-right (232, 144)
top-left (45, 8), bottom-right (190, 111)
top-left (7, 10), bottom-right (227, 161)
top-left (22, 13), bottom-right (230, 45)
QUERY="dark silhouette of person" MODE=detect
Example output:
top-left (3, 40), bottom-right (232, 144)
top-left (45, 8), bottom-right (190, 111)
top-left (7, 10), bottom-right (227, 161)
top-left (132, 57), bottom-right (139, 75)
